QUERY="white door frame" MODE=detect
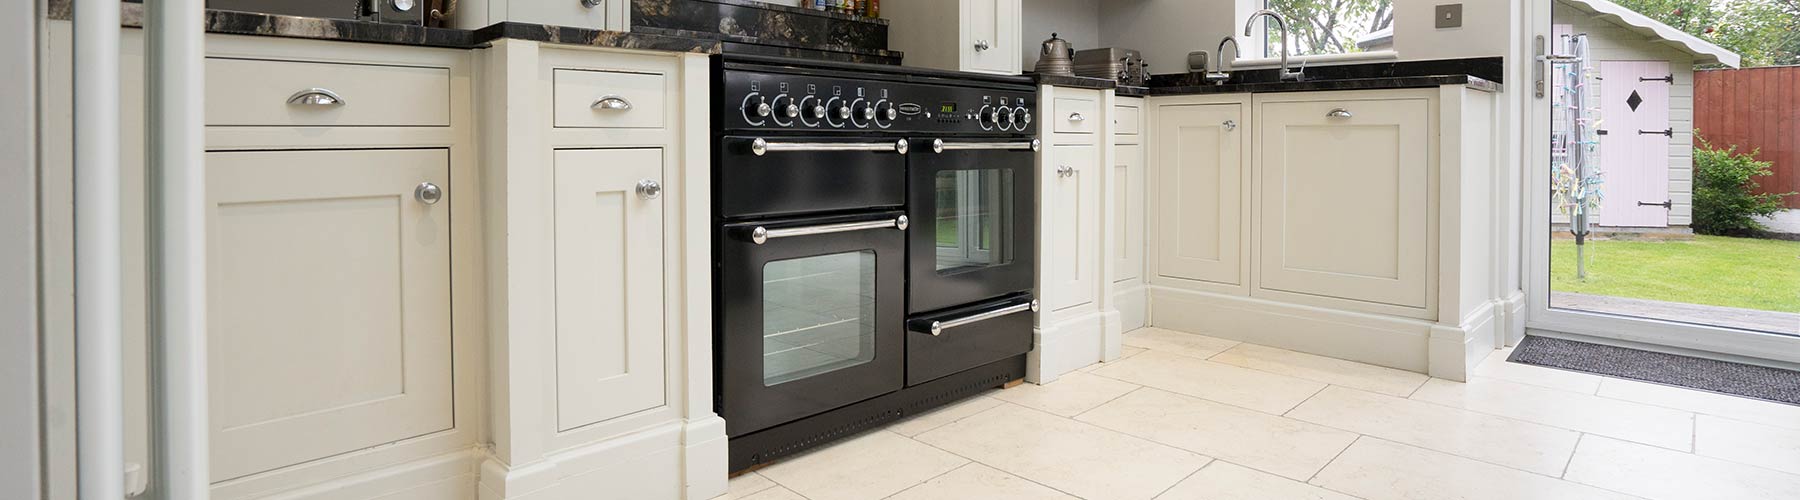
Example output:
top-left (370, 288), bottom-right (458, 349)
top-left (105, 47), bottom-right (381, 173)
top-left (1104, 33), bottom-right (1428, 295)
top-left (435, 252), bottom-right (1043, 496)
top-left (1522, 0), bottom-right (1800, 365)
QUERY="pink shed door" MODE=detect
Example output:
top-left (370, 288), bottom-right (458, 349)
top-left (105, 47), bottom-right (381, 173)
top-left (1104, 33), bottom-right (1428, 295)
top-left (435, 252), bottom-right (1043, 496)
top-left (1599, 60), bottom-right (1672, 227)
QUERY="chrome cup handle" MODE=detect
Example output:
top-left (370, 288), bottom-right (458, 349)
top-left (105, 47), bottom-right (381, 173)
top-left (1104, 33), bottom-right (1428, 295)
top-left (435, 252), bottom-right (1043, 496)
top-left (592, 95), bottom-right (634, 111)
top-left (286, 88), bottom-right (345, 106)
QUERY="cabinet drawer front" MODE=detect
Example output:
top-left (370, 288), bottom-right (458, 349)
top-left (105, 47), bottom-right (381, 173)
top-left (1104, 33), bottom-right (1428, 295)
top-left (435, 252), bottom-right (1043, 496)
top-left (205, 58), bottom-right (450, 127)
top-left (553, 148), bottom-right (667, 430)
top-left (1256, 97), bottom-right (1432, 309)
top-left (1114, 104), bottom-right (1142, 136)
top-left (207, 148), bottom-right (453, 480)
top-left (553, 68), bottom-right (668, 129)
top-left (1052, 96), bottom-right (1100, 134)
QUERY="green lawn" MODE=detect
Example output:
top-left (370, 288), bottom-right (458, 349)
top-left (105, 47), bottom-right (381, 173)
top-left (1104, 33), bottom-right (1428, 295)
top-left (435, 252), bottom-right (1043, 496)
top-left (1551, 235), bottom-right (1800, 313)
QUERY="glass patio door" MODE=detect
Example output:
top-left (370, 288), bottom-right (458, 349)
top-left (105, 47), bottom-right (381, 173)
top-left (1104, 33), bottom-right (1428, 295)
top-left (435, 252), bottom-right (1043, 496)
top-left (1526, 0), bottom-right (1800, 364)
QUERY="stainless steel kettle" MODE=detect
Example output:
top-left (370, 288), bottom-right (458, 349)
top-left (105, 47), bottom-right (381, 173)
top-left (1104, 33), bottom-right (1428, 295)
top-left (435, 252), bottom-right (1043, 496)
top-left (1034, 32), bottom-right (1075, 76)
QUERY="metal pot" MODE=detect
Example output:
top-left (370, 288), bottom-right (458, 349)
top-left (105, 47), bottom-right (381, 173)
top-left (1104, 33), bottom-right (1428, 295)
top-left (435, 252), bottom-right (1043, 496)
top-left (1034, 32), bottom-right (1075, 76)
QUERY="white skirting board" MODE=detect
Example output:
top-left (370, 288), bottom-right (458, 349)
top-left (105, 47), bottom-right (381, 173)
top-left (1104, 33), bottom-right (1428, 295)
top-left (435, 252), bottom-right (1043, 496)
top-left (1147, 286), bottom-right (1496, 380)
top-left (1115, 284), bottom-right (1148, 332)
top-left (1029, 309), bottom-right (1123, 384)
top-left (477, 417), bottom-right (727, 500)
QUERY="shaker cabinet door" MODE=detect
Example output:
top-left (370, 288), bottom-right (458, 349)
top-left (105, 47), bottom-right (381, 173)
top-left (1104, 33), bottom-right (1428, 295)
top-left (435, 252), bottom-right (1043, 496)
top-left (962, 0), bottom-right (1020, 74)
top-left (1154, 103), bottom-right (1246, 286)
top-left (207, 148), bottom-right (453, 481)
top-left (1255, 96), bottom-right (1431, 309)
top-left (1044, 143), bottom-right (1099, 311)
top-left (552, 148), bottom-right (667, 431)
top-left (1113, 143), bottom-right (1144, 283)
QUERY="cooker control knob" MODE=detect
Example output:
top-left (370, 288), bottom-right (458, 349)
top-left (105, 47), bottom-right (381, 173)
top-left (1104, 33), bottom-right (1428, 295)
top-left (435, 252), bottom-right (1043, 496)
top-left (824, 96), bottom-right (847, 127)
top-left (796, 95), bottom-right (823, 127)
top-left (770, 94), bottom-right (797, 126)
top-left (873, 100), bottom-right (895, 128)
top-left (997, 105), bottom-right (1016, 129)
top-left (740, 92), bottom-right (768, 125)
top-left (849, 98), bottom-right (872, 128)
top-left (1013, 107), bottom-right (1033, 127)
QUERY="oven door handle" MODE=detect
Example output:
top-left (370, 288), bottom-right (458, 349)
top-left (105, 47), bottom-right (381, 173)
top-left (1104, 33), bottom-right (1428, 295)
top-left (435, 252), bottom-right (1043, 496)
top-left (747, 215), bottom-right (909, 244)
top-left (750, 138), bottom-right (910, 156)
top-left (930, 138), bottom-right (1042, 153)
top-left (914, 299), bottom-right (1040, 336)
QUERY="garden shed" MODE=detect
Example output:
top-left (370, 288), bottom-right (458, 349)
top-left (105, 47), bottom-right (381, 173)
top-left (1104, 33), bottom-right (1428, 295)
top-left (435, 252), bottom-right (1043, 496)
top-left (1553, 0), bottom-right (1740, 230)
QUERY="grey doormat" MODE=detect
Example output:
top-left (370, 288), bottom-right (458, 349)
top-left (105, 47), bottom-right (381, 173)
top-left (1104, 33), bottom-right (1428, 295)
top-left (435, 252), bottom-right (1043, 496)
top-left (1508, 335), bottom-right (1800, 407)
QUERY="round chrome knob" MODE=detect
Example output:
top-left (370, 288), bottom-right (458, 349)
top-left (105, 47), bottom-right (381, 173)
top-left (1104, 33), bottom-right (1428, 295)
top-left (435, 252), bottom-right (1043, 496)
top-left (635, 179), bottom-right (662, 200)
top-left (886, 107), bottom-right (898, 120)
top-left (797, 95), bottom-right (823, 127)
top-left (785, 104), bottom-right (800, 118)
top-left (1013, 108), bottom-right (1033, 127)
top-left (849, 98), bottom-right (871, 128)
top-left (769, 94), bottom-right (796, 126)
top-left (812, 105), bottom-right (827, 118)
top-left (414, 182), bottom-right (442, 205)
top-left (824, 97), bottom-right (847, 127)
top-left (873, 100), bottom-right (896, 129)
top-left (740, 92), bottom-right (767, 125)
top-left (756, 102), bottom-right (772, 117)
top-left (976, 105), bottom-right (996, 130)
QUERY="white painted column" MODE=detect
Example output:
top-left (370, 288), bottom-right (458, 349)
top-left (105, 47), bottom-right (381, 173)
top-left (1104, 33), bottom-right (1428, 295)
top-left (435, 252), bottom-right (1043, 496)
top-left (73, 0), bottom-right (124, 497)
top-left (146, 0), bottom-right (210, 497)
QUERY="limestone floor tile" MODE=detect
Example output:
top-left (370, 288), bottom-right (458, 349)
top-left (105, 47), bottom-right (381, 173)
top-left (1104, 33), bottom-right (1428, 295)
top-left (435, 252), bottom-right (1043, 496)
top-left (1077, 388), bottom-right (1357, 481)
top-left (1311, 438), bottom-right (1639, 500)
top-left (737, 486), bottom-right (807, 500)
top-left (887, 463), bottom-right (1079, 500)
top-left (915, 403), bottom-right (1212, 500)
top-left (1565, 434), bottom-right (1800, 500)
top-left (1410, 377), bottom-right (1694, 451)
top-left (712, 472), bottom-right (777, 499)
top-left (1694, 414), bottom-right (1800, 475)
top-left (990, 371), bottom-right (1142, 417)
top-left (755, 430), bottom-right (967, 500)
top-left (1209, 343), bottom-right (1430, 397)
top-left (1598, 378), bottom-right (1800, 431)
top-left (1122, 328), bottom-right (1241, 359)
top-left (1091, 351), bottom-right (1327, 415)
top-left (1470, 349), bottom-right (1604, 394)
top-left (1156, 461), bottom-right (1358, 500)
top-left (1287, 386), bottom-right (1580, 476)
top-left (1081, 345), bottom-right (1150, 372)
top-left (886, 392), bottom-right (1004, 437)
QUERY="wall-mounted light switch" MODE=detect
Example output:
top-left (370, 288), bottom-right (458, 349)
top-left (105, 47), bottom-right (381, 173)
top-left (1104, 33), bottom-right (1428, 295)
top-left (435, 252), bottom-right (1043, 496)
top-left (1436, 4), bottom-right (1464, 29)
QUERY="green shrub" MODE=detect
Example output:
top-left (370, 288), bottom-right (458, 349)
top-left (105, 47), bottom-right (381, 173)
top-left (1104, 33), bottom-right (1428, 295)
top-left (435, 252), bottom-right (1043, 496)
top-left (1692, 137), bottom-right (1792, 236)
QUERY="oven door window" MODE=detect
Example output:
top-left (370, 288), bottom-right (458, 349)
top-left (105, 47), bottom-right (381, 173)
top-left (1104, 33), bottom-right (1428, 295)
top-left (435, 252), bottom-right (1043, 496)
top-left (762, 251), bottom-right (878, 386)
top-left (934, 169), bottom-right (1014, 274)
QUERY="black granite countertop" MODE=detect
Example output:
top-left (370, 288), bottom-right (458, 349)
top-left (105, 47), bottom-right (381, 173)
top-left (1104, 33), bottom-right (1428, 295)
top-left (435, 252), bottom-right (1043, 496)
top-left (1155, 75), bottom-right (1500, 95)
top-left (1147, 56), bottom-right (1503, 95)
top-left (1031, 73), bottom-right (1118, 90)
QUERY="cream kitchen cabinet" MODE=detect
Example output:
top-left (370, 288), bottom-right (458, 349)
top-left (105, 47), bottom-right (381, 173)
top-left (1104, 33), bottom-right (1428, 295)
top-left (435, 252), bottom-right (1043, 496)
top-left (1149, 96), bottom-right (1248, 289)
top-left (1147, 85), bottom-right (1503, 381)
top-left (551, 148), bottom-right (667, 431)
top-left (1112, 97), bottom-right (1147, 331)
top-left (883, 0), bottom-right (1022, 75)
top-left (1031, 85), bottom-right (1120, 383)
top-left (1044, 142), bottom-right (1100, 312)
top-left (206, 148), bottom-right (454, 482)
top-left (1253, 93), bottom-right (1432, 311)
top-left (478, 40), bottom-right (724, 500)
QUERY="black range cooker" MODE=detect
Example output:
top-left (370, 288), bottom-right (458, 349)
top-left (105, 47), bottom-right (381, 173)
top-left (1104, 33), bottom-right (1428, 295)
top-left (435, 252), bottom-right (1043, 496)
top-left (712, 55), bottom-right (1039, 470)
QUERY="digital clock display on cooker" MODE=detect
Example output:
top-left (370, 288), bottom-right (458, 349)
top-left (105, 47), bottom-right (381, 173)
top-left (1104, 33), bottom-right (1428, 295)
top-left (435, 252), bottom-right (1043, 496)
top-left (940, 102), bottom-right (957, 113)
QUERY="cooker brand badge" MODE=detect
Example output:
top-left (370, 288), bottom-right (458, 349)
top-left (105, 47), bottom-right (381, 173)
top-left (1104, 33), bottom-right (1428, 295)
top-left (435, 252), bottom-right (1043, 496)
top-left (896, 103), bottom-right (923, 116)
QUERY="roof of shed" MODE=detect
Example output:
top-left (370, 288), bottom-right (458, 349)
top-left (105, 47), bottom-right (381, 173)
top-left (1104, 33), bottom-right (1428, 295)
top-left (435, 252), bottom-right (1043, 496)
top-left (1557, 0), bottom-right (1741, 67)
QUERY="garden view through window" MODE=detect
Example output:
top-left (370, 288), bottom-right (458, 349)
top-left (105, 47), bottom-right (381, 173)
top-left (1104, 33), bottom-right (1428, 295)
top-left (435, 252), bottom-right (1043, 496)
top-left (1548, 0), bottom-right (1799, 336)
top-left (1256, 0), bottom-right (1396, 58)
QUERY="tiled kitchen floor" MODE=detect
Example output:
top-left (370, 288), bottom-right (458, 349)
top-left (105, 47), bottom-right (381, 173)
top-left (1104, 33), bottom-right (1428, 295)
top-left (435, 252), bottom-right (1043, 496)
top-left (714, 328), bottom-right (1800, 500)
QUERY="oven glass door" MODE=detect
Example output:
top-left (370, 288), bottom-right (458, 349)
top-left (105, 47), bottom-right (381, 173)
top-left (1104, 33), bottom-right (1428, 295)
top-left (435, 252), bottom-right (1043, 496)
top-left (718, 212), bottom-right (907, 436)
top-left (908, 140), bottom-right (1037, 313)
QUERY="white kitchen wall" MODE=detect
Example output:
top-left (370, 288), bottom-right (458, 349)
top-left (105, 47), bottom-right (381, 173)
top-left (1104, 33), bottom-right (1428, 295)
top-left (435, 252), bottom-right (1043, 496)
top-left (1021, 0), bottom-right (1101, 68)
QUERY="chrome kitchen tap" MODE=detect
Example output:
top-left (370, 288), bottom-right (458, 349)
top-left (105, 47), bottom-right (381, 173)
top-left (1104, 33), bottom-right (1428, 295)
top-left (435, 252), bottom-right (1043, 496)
top-left (1245, 9), bottom-right (1305, 81)
top-left (1206, 36), bottom-right (1238, 85)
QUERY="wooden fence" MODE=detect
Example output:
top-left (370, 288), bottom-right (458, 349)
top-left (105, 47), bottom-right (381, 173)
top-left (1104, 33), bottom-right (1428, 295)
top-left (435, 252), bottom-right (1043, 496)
top-left (1694, 65), bottom-right (1800, 208)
